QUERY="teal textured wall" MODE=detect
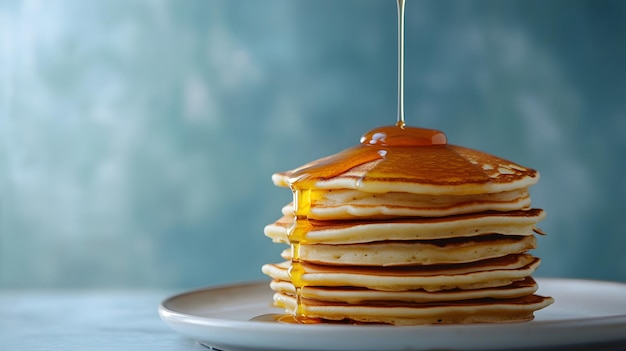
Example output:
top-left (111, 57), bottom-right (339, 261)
top-left (1, 0), bottom-right (625, 288)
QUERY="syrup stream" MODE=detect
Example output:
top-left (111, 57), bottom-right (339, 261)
top-left (397, 0), bottom-right (406, 127)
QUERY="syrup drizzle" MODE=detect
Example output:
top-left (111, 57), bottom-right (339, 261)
top-left (282, 0), bottom-right (447, 324)
top-left (397, 0), bottom-right (406, 126)
top-left (286, 216), bottom-right (308, 319)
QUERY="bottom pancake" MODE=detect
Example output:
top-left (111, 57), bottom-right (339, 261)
top-left (270, 276), bottom-right (539, 304)
top-left (273, 292), bottom-right (554, 325)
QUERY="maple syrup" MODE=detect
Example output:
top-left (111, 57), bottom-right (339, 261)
top-left (397, 0), bottom-right (406, 125)
top-left (249, 313), bottom-right (323, 324)
top-left (288, 123), bottom-right (447, 192)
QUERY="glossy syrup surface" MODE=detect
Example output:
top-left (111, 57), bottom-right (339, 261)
top-left (287, 218), bottom-right (307, 318)
top-left (361, 122), bottom-right (447, 146)
top-left (288, 122), bottom-right (448, 192)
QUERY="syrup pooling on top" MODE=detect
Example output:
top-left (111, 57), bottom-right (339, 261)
top-left (287, 123), bottom-right (448, 197)
top-left (361, 122), bottom-right (447, 146)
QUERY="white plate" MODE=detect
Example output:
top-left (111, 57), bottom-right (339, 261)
top-left (159, 278), bottom-right (626, 351)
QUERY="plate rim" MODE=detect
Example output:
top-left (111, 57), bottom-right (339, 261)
top-left (159, 277), bottom-right (626, 351)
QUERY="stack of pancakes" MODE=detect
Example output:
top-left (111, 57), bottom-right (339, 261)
top-left (261, 127), bottom-right (552, 325)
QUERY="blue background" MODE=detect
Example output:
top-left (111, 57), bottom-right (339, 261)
top-left (1, 0), bottom-right (625, 289)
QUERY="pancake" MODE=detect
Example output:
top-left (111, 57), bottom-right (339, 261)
top-left (272, 292), bottom-right (554, 325)
top-left (272, 144), bottom-right (539, 196)
top-left (279, 187), bottom-right (531, 220)
top-left (280, 234), bottom-right (536, 266)
top-left (262, 254), bottom-right (540, 292)
top-left (270, 276), bottom-right (540, 304)
top-left (265, 209), bottom-right (545, 244)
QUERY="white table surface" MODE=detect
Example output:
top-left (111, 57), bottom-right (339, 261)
top-left (0, 289), bottom-right (208, 350)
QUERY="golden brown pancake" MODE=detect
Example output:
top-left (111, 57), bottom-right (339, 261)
top-left (279, 234), bottom-right (536, 266)
top-left (277, 188), bottom-right (532, 220)
top-left (265, 209), bottom-right (545, 244)
top-left (270, 276), bottom-right (540, 304)
top-left (262, 254), bottom-right (541, 292)
top-left (272, 292), bottom-right (554, 325)
top-left (272, 144), bottom-right (539, 196)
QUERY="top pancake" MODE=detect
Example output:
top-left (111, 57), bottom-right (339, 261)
top-left (273, 145), bottom-right (539, 196)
